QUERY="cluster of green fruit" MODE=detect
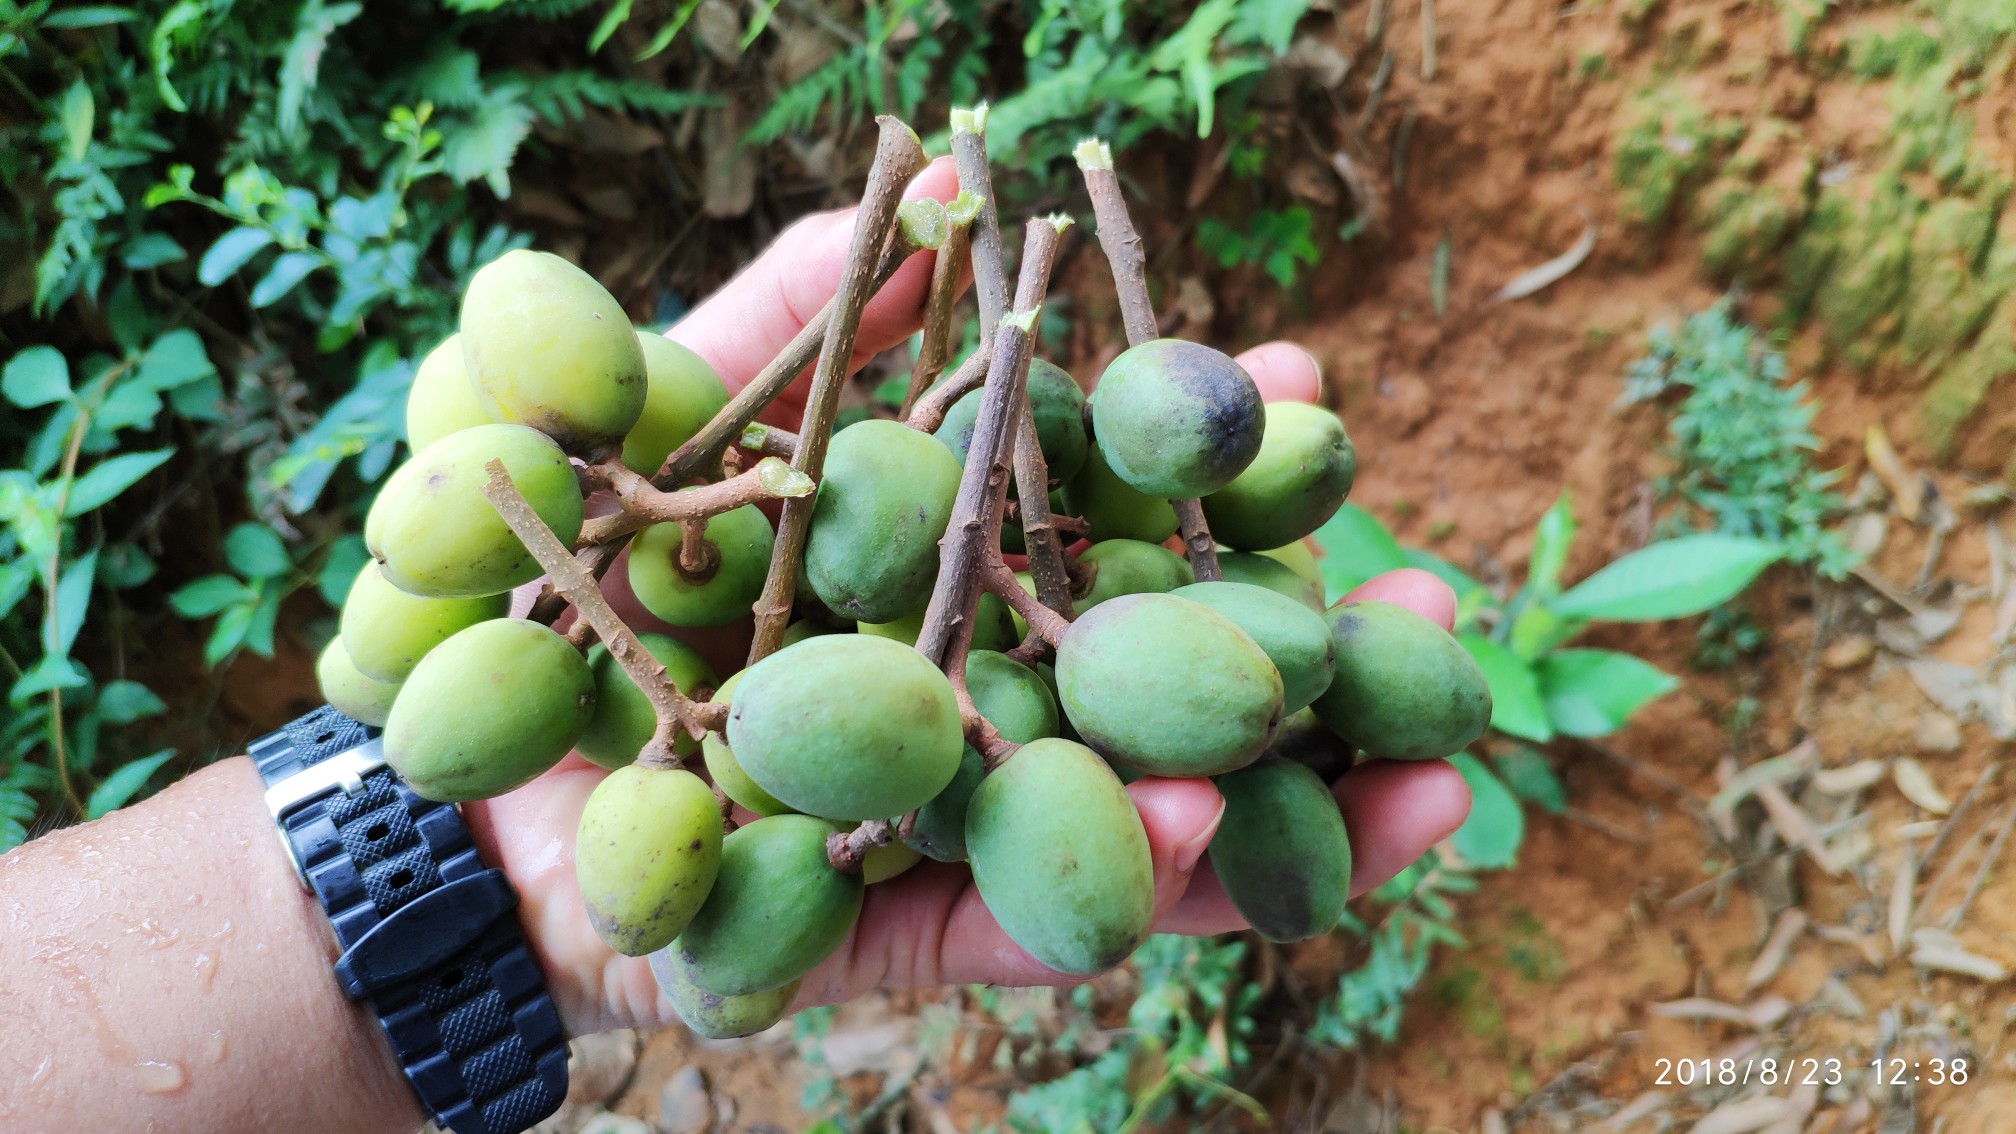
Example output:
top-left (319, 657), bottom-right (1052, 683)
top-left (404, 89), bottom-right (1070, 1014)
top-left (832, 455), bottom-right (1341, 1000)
top-left (317, 243), bottom-right (1491, 1043)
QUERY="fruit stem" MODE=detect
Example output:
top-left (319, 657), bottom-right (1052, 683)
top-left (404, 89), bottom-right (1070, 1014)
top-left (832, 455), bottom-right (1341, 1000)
top-left (674, 520), bottom-right (719, 584)
top-left (578, 456), bottom-right (814, 546)
top-left (739, 422), bottom-right (797, 461)
top-left (1010, 219), bottom-right (1079, 620)
top-left (1076, 137), bottom-right (1223, 582)
top-left (825, 820), bottom-right (895, 875)
top-left (747, 116), bottom-right (929, 665)
top-left (902, 349), bottom-right (988, 432)
top-left (652, 193), bottom-right (933, 493)
top-left (899, 198), bottom-right (977, 419)
top-left (481, 459), bottom-right (703, 766)
top-left (979, 558), bottom-right (1069, 647)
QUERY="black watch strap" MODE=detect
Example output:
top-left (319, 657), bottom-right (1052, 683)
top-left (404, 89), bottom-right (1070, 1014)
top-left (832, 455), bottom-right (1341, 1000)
top-left (253, 706), bottom-right (568, 1134)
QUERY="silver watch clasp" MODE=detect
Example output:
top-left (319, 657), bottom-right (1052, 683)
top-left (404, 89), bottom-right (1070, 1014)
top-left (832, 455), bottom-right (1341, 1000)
top-left (264, 739), bottom-right (387, 889)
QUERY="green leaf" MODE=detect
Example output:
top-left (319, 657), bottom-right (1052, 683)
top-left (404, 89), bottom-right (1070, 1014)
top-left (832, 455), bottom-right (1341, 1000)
top-left (249, 252), bottom-right (320, 307)
top-left (59, 80), bottom-right (93, 162)
top-left (4, 347), bottom-right (72, 408)
top-left (97, 680), bottom-right (167, 724)
top-left (316, 535), bottom-right (371, 607)
top-left (43, 7), bottom-right (138, 29)
top-left (10, 654), bottom-right (88, 705)
top-left (137, 329), bottom-right (216, 390)
top-left (198, 228), bottom-right (274, 287)
top-left (204, 597), bottom-right (257, 666)
top-left (1528, 492), bottom-right (1575, 598)
top-left (169, 575), bottom-right (252, 618)
top-left (1457, 633), bottom-right (1552, 742)
top-left (1548, 535), bottom-right (1783, 621)
top-left (1311, 503), bottom-right (1407, 603)
top-left (120, 232), bottom-right (187, 270)
top-left (45, 549), bottom-right (98, 658)
top-left (1494, 746), bottom-right (1566, 815)
top-left (63, 449), bottom-right (173, 516)
top-left (224, 523), bottom-right (291, 579)
top-left (0, 558), bottom-right (34, 622)
top-left (278, 1), bottom-right (362, 138)
top-left (86, 750), bottom-right (175, 820)
top-left (1507, 602), bottom-right (1581, 661)
top-left (1534, 648), bottom-right (1678, 738)
top-left (588, 0), bottom-right (634, 51)
top-left (1447, 752), bottom-right (1523, 870)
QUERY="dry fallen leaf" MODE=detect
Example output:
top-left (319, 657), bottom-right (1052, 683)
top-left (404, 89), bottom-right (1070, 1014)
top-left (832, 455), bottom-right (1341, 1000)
top-left (1865, 422), bottom-right (1922, 523)
top-left (1813, 759), bottom-right (1888, 795)
top-left (1744, 908), bottom-right (1807, 994)
top-left (1492, 217), bottom-right (1598, 303)
top-left (1893, 757), bottom-right (1952, 814)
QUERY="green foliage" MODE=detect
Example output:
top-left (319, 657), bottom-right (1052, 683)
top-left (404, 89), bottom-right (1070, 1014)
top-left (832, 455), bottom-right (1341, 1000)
top-left (1623, 301), bottom-right (1857, 578)
top-left (1612, 90), bottom-right (1742, 229)
top-left (1195, 206), bottom-right (1320, 287)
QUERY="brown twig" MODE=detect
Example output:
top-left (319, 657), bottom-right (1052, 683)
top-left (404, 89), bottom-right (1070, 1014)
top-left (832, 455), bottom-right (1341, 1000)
top-left (748, 117), bottom-right (928, 664)
top-left (482, 461), bottom-right (702, 766)
top-left (981, 558), bottom-right (1069, 646)
top-left (1008, 216), bottom-right (1078, 617)
top-left (738, 422), bottom-right (798, 461)
top-left (579, 456), bottom-right (814, 546)
top-left (827, 819), bottom-right (895, 874)
top-left (902, 349), bottom-right (990, 432)
top-left (526, 543), bottom-right (623, 625)
top-left (899, 192), bottom-right (982, 419)
top-left (1075, 138), bottom-right (1221, 581)
top-left (675, 517), bottom-right (718, 583)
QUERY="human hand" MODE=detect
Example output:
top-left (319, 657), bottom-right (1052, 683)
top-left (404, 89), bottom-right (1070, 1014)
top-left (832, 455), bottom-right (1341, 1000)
top-left (462, 158), bottom-right (1472, 1034)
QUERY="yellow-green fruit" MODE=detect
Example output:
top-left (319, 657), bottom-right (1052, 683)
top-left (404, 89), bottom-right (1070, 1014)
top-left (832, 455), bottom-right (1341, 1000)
top-left (936, 359), bottom-right (1090, 481)
top-left (965, 738), bottom-right (1154, 975)
top-left (384, 619), bottom-right (595, 801)
top-left (460, 249), bottom-right (646, 460)
top-left (365, 424), bottom-right (584, 598)
top-left (649, 946), bottom-right (798, 1039)
top-left (1202, 403), bottom-right (1355, 549)
top-left (576, 633), bottom-right (716, 769)
top-left (726, 635), bottom-right (962, 820)
top-left (575, 766), bottom-right (723, 956)
top-left (804, 420), bottom-right (961, 623)
top-left (1268, 707), bottom-right (1354, 782)
top-left (1063, 442), bottom-right (1178, 544)
top-left (861, 838), bottom-right (922, 884)
top-left (1312, 601), bottom-right (1491, 761)
top-left (404, 333), bottom-right (495, 450)
top-left (1089, 339), bottom-right (1264, 498)
top-left (1259, 540), bottom-right (1322, 591)
top-left (779, 619), bottom-right (834, 648)
top-left (627, 503), bottom-right (774, 627)
top-left (858, 592), bottom-right (1016, 654)
top-left (1172, 580), bottom-right (1335, 715)
top-left (1219, 551), bottom-right (1325, 611)
top-left (671, 814), bottom-right (863, 996)
top-left (905, 650), bottom-right (1059, 862)
top-left (339, 562), bottom-right (508, 682)
top-left (1056, 593), bottom-right (1283, 776)
top-left (317, 638), bottom-right (400, 727)
top-left (700, 670), bottom-right (793, 817)
top-left (1075, 539), bottom-right (1194, 612)
top-left (1209, 760), bottom-right (1351, 942)
top-left (622, 333), bottom-right (731, 475)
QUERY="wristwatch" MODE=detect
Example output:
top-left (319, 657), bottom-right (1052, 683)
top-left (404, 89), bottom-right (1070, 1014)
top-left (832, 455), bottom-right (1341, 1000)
top-left (253, 705), bottom-right (569, 1134)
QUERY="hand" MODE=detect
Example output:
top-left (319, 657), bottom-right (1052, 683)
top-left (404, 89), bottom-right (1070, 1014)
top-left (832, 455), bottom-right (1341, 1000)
top-left (463, 159), bottom-right (1472, 1034)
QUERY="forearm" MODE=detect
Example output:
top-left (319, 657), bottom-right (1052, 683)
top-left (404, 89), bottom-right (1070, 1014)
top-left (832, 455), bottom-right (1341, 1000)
top-left (0, 756), bottom-right (426, 1134)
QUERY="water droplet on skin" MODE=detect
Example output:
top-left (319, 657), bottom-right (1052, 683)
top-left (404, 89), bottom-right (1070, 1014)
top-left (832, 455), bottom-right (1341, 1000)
top-left (204, 1031), bottom-right (227, 1064)
top-left (193, 952), bottom-right (216, 993)
top-left (30, 1054), bottom-right (53, 1084)
top-left (134, 1060), bottom-right (185, 1094)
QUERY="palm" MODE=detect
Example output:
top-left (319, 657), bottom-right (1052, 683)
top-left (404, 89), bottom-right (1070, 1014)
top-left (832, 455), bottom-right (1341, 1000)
top-left (465, 162), bottom-right (1470, 1034)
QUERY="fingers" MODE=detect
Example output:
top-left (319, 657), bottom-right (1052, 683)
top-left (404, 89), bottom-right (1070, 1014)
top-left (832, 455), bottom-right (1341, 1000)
top-left (1155, 757), bottom-right (1473, 935)
top-left (1344, 567), bottom-right (1458, 632)
top-left (665, 157), bottom-right (962, 403)
top-left (1232, 341), bottom-right (1323, 405)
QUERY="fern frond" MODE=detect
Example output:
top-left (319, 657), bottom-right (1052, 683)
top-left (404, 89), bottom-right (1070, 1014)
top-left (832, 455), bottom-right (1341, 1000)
top-left (517, 70), bottom-right (720, 123)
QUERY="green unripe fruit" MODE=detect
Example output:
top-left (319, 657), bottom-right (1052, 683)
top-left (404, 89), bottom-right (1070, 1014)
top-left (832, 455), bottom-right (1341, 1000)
top-left (858, 592), bottom-right (1016, 654)
top-left (1090, 339), bottom-right (1264, 498)
top-left (1209, 760), bottom-right (1351, 942)
top-left (649, 946), bottom-right (799, 1039)
top-left (805, 420), bottom-right (961, 623)
top-left (699, 671), bottom-right (793, 817)
top-left (622, 333), bottom-right (731, 475)
top-left (384, 619), bottom-right (595, 801)
top-left (1075, 539), bottom-right (1194, 612)
top-left (575, 766), bottom-right (723, 956)
top-left (1056, 593), bottom-right (1283, 776)
top-left (365, 424), bottom-right (584, 598)
top-left (1063, 442), bottom-right (1178, 544)
top-left (727, 635), bottom-right (962, 820)
top-left (1219, 550), bottom-right (1325, 611)
top-left (905, 651), bottom-right (1059, 862)
top-left (1259, 540), bottom-right (1323, 590)
top-left (1268, 708), bottom-right (1354, 782)
top-left (339, 562), bottom-right (508, 682)
top-left (779, 619), bottom-right (835, 648)
top-left (1202, 403), bottom-right (1355, 549)
top-left (965, 738), bottom-right (1154, 975)
top-left (404, 333), bottom-right (495, 450)
top-left (671, 814), bottom-right (863, 996)
top-left (861, 838), bottom-right (922, 884)
top-left (460, 250), bottom-right (646, 460)
top-left (1313, 601), bottom-right (1491, 761)
top-left (576, 633), bottom-right (716, 769)
top-left (1171, 581), bottom-right (1335, 715)
top-left (627, 503), bottom-right (774, 628)
top-left (317, 638), bottom-right (400, 727)
top-left (937, 359), bottom-right (1089, 482)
